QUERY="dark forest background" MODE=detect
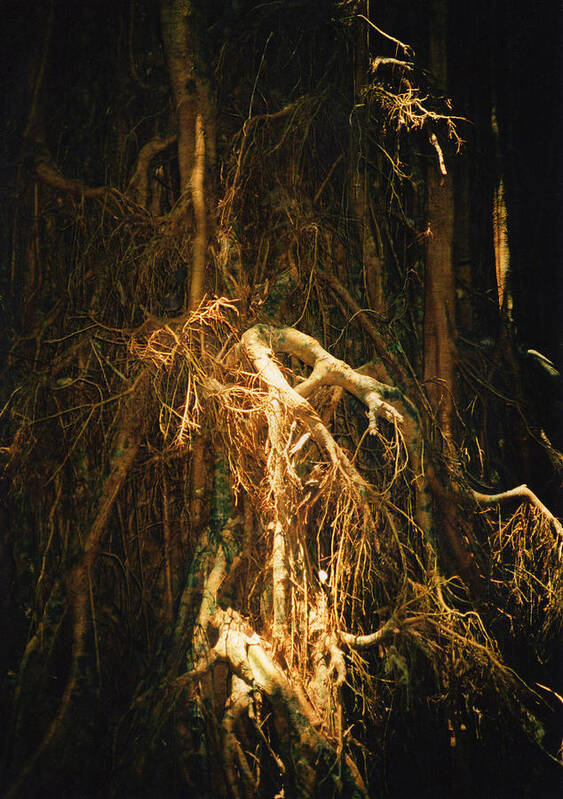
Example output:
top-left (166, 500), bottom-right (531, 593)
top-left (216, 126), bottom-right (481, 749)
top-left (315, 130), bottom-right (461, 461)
top-left (0, 1), bottom-right (561, 797)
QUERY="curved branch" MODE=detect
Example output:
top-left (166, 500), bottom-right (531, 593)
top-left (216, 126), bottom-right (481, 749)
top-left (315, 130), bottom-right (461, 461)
top-left (339, 616), bottom-right (420, 649)
top-left (239, 325), bottom-right (403, 467)
top-left (356, 14), bottom-right (414, 56)
top-left (473, 484), bottom-right (563, 539)
top-left (239, 325), bottom-right (357, 477)
top-left (240, 324), bottom-right (434, 538)
top-left (127, 134), bottom-right (177, 207)
top-left (260, 326), bottom-right (404, 429)
top-left (35, 159), bottom-right (105, 198)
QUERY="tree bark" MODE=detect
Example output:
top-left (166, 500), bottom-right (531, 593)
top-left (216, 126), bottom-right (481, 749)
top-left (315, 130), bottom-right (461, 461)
top-left (423, 0), bottom-right (457, 440)
top-left (160, 0), bottom-right (215, 309)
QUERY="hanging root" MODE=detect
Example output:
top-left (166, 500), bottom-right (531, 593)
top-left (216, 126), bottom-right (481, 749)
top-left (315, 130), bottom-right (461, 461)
top-left (184, 605), bottom-right (368, 798)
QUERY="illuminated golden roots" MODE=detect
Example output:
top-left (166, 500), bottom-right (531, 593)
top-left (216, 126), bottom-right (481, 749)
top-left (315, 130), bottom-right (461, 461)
top-left (132, 299), bottom-right (561, 730)
top-left (132, 302), bottom-right (409, 678)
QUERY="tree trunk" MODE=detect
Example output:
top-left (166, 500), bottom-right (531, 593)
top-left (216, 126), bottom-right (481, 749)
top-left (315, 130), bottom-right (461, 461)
top-left (423, 0), bottom-right (457, 440)
top-left (160, 0), bottom-right (215, 309)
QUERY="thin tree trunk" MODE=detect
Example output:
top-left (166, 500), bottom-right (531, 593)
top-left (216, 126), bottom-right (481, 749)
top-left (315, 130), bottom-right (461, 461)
top-left (350, 6), bottom-right (386, 316)
top-left (423, 0), bottom-right (456, 439)
top-left (160, 0), bottom-right (214, 309)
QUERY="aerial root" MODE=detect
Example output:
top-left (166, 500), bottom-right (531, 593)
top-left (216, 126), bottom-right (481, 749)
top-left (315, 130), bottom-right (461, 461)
top-left (186, 605), bottom-right (368, 798)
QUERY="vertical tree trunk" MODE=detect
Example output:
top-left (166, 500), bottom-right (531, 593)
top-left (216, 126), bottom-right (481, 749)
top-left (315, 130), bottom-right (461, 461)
top-left (423, 0), bottom-right (456, 439)
top-left (160, 0), bottom-right (198, 190)
top-left (349, 5), bottom-right (386, 316)
top-left (188, 110), bottom-right (207, 310)
top-left (160, 0), bottom-right (215, 309)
